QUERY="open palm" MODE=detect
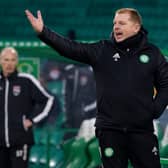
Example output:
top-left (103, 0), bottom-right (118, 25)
top-left (25, 10), bottom-right (44, 33)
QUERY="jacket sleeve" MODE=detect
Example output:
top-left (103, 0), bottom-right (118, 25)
top-left (38, 26), bottom-right (102, 65)
top-left (27, 74), bottom-right (54, 123)
top-left (153, 49), bottom-right (168, 118)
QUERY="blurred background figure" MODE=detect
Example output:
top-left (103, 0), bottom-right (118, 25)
top-left (63, 65), bottom-right (96, 139)
top-left (0, 47), bottom-right (54, 168)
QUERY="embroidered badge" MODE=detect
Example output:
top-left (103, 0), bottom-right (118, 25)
top-left (13, 86), bottom-right (21, 96)
top-left (104, 147), bottom-right (114, 157)
top-left (139, 55), bottom-right (149, 63)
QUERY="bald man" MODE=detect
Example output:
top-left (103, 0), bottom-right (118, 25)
top-left (0, 47), bottom-right (54, 168)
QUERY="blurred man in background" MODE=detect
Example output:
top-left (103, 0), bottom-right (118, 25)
top-left (0, 47), bottom-right (54, 168)
top-left (63, 65), bottom-right (97, 139)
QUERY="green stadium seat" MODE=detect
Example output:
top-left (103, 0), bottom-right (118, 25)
top-left (29, 145), bottom-right (47, 167)
top-left (49, 131), bottom-right (65, 146)
top-left (58, 138), bottom-right (88, 168)
top-left (49, 147), bottom-right (64, 168)
top-left (0, 0), bottom-right (168, 49)
top-left (86, 137), bottom-right (102, 168)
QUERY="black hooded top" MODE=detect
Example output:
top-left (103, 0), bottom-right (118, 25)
top-left (38, 26), bottom-right (168, 132)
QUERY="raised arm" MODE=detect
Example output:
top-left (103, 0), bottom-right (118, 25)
top-left (25, 10), bottom-right (102, 65)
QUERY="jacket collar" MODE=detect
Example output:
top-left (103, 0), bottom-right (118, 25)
top-left (0, 70), bottom-right (18, 80)
top-left (110, 26), bottom-right (148, 54)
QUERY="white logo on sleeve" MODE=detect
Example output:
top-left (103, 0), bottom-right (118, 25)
top-left (152, 146), bottom-right (158, 155)
top-left (113, 53), bottom-right (120, 62)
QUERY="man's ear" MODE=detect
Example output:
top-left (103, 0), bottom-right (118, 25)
top-left (135, 23), bottom-right (141, 33)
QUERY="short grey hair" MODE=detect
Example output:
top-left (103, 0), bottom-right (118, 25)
top-left (0, 47), bottom-right (18, 58)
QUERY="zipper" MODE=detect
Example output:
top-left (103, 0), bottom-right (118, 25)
top-left (4, 79), bottom-right (10, 147)
top-left (23, 115), bottom-right (28, 131)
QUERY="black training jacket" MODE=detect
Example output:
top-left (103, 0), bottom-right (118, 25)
top-left (0, 71), bottom-right (54, 147)
top-left (38, 26), bottom-right (168, 132)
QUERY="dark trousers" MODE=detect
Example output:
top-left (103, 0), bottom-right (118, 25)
top-left (0, 144), bottom-right (31, 168)
top-left (96, 129), bottom-right (161, 168)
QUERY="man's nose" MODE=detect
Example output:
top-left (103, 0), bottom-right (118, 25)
top-left (114, 24), bottom-right (119, 30)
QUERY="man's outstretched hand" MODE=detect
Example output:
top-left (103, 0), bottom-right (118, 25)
top-left (25, 10), bottom-right (44, 33)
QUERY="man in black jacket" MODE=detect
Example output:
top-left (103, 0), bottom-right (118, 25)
top-left (25, 8), bottom-right (168, 168)
top-left (0, 47), bottom-right (54, 168)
